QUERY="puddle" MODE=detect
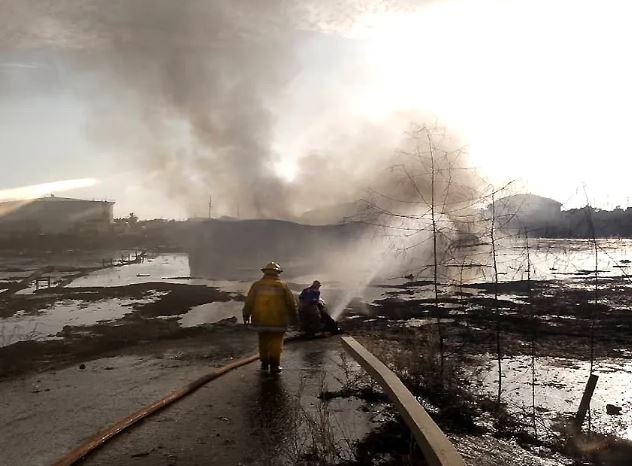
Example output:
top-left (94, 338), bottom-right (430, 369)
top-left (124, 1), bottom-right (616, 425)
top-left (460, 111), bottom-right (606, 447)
top-left (401, 317), bottom-right (455, 328)
top-left (67, 254), bottom-right (190, 287)
top-left (358, 285), bottom-right (392, 303)
top-left (441, 238), bottom-right (632, 284)
top-left (178, 301), bottom-right (243, 327)
top-left (453, 433), bottom-right (573, 465)
top-left (0, 294), bottom-right (165, 346)
top-left (473, 355), bottom-right (632, 441)
top-left (0, 250), bottom-right (138, 281)
top-left (202, 280), bottom-right (251, 294)
top-left (65, 255), bottom-right (252, 296)
top-left (405, 318), bottom-right (434, 327)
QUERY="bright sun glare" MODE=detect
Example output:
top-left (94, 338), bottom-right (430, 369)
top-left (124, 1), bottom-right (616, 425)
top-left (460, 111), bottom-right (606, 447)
top-left (359, 0), bottom-right (632, 202)
top-left (0, 178), bottom-right (100, 202)
top-left (274, 157), bottom-right (299, 182)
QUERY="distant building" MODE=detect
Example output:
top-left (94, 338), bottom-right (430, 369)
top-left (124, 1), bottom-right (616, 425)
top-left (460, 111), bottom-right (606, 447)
top-left (299, 200), bottom-right (371, 225)
top-left (0, 195), bottom-right (114, 236)
top-left (490, 193), bottom-right (562, 231)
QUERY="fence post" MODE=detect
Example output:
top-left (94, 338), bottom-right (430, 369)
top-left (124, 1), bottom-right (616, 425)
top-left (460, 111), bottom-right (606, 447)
top-left (573, 374), bottom-right (598, 432)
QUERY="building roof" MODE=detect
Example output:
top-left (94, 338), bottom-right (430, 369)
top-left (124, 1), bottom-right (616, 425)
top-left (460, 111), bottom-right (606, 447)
top-left (0, 195), bottom-right (114, 206)
top-left (496, 193), bottom-right (562, 207)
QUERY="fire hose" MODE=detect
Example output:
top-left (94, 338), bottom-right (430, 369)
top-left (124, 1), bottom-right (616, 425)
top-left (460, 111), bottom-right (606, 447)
top-left (52, 352), bottom-right (260, 466)
top-left (50, 332), bottom-right (331, 466)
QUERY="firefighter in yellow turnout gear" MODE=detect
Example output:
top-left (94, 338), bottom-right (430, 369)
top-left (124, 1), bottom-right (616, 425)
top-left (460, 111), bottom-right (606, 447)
top-left (243, 262), bottom-right (297, 373)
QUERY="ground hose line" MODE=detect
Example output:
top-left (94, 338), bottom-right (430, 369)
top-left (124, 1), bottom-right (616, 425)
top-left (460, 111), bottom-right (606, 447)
top-left (49, 332), bottom-right (329, 466)
top-left (51, 352), bottom-right (260, 466)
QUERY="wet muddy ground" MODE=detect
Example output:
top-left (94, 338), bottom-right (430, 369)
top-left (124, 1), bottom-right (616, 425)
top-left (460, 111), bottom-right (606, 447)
top-left (3, 244), bottom-right (632, 465)
top-left (0, 282), bottom-right (247, 377)
top-left (340, 273), bottom-right (632, 465)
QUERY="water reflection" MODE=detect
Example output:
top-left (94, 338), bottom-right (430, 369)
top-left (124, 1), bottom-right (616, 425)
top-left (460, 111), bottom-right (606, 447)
top-left (301, 345), bottom-right (325, 368)
top-left (178, 301), bottom-right (243, 327)
top-left (248, 375), bottom-right (294, 462)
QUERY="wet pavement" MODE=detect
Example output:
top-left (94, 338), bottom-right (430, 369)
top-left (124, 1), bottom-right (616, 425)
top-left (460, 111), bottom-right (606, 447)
top-left (0, 355), bottom-right (216, 466)
top-left (1, 337), bottom-right (377, 466)
top-left (83, 336), bottom-right (376, 466)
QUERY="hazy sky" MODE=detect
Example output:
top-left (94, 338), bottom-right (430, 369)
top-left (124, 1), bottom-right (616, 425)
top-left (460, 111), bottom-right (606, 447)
top-left (1, 0), bottom-right (632, 218)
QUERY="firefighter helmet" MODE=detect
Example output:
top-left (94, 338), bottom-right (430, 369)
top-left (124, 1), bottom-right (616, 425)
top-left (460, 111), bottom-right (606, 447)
top-left (261, 262), bottom-right (283, 274)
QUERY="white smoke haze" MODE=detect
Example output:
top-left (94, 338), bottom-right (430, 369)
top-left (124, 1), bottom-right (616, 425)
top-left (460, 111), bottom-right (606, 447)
top-left (288, 126), bottom-right (485, 318)
top-left (0, 2), bottom-right (485, 288)
top-left (1, 0), bottom-right (479, 220)
top-left (0, 0), bottom-right (527, 321)
top-left (4, 0), bottom-right (632, 318)
top-left (4, 0), bottom-right (632, 214)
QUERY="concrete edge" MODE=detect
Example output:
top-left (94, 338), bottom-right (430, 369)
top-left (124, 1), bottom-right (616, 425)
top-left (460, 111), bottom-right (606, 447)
top-left (341, 336), bottom-right (466, 466)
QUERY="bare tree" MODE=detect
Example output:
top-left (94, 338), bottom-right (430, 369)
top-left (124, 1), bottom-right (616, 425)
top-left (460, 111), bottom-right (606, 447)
top-left (360, 123), bottom-right (485, 386)
top-left (427, 128), bottom-right (445, 380)
top-left (525, 227), bottom-right (538, 439)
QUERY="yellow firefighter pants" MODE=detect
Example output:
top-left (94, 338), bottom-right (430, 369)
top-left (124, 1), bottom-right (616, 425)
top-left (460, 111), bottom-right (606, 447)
top-left (258, 331), bottom-right (285, 367)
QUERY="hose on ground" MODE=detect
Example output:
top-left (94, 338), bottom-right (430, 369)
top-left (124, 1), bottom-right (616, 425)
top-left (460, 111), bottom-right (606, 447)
top-left (51, 333), bottom-right (333, 465)
top-left (52, 352), bottom-right (260, 466)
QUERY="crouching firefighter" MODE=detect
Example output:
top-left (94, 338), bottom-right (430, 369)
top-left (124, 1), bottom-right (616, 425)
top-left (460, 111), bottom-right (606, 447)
top-left (299, 280), bottom-right (341, 337)
top-left (243, 262), bottom-right (297, 374)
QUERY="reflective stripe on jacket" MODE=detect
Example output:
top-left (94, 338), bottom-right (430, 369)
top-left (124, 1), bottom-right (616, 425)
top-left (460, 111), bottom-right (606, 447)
top-left (243, 275), bottom-right (297, 332)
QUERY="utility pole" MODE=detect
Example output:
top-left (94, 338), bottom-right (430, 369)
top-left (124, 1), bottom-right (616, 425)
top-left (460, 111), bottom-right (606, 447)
top-left (208, 194), bottom-right (212, 219)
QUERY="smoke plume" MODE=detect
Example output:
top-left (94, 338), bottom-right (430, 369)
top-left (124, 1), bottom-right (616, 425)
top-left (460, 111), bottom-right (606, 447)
top-left (2, 1), bottom-right (490, 317)
top-left (0, 1), bottom-right (404, 218)
top-left (0, 0), bottom-right (482, 222)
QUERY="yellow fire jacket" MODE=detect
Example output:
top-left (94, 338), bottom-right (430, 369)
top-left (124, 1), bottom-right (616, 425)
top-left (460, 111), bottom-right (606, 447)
top-left (242, 275), bottom-right (298, 332)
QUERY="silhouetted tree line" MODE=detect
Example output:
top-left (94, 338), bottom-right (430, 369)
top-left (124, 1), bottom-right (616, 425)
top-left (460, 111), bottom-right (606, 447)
top-left (509, 206), bottom-right (632, 238)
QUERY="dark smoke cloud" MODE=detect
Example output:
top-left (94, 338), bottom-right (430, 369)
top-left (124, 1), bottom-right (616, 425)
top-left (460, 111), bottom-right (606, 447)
top-left (107, 1), bottom-right (298, 218)
top-left (1, 0), bottom-right (474, 220)
top-left (44, 0), bottom-right (303, 218)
